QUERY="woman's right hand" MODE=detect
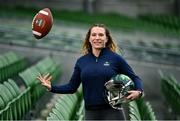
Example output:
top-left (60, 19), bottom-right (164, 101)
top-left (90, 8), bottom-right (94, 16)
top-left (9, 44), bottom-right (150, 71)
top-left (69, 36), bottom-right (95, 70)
top-left (37, 73), bottom-right (52, 90)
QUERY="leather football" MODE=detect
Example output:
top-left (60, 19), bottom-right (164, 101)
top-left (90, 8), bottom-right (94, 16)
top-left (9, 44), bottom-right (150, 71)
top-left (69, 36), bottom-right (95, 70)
top-left (32, 8), bottom-right (53, 39)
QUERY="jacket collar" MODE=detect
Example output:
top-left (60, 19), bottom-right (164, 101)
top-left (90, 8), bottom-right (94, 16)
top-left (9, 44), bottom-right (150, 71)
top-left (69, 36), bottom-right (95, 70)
top-left (88, 48), bottom-right (109, 57)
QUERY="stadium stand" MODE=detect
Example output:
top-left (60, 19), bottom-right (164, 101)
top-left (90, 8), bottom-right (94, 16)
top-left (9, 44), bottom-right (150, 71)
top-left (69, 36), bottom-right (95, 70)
top-left (160, 72), bottom-right (180, 119)
top-left (19, 56), bottom-right (61, 107)
top-left (46, 85), bottom-right (84, 120)
top-left (0, 52), bottom-right (62, 120)
top-left (0, 10), bottom-right (179, 120)
top-left (0, 52), bottom-right (27, 83)
top-left (0, 79), bottom-right (31, 120)
top-left (129, 97), bottom-right (157, 121)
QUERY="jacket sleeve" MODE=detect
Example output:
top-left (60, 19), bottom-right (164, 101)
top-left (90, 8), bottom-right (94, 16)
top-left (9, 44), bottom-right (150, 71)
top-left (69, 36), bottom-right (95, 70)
top-left (117, 56), bottom-right (143, 92)
top-left (50, 60), bottom-right (81, 94)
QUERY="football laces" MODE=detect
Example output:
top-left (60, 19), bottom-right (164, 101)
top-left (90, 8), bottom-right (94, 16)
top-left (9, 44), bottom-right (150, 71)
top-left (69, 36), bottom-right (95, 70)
top-left (32, 13), bottom-right (38, 29)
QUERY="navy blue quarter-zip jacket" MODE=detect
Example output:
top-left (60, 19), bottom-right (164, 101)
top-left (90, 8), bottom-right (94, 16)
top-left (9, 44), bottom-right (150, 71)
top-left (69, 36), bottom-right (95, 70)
top-left (51, 48), bottom-right (143, 109)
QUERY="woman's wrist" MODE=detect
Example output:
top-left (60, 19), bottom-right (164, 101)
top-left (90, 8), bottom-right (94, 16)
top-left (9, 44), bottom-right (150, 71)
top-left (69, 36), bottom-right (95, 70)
top-left (46, 84), bottom-right (52, 91)
top-left (137, 90), bottom-right (143, 97)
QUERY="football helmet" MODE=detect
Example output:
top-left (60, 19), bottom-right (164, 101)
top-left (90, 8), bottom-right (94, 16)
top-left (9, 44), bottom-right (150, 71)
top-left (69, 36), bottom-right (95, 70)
top-left (104, 74), bottom-right (134, 109)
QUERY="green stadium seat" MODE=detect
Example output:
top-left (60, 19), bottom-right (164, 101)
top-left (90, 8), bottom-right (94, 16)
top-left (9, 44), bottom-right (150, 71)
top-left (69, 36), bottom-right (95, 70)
top-left (48, 112), bottom-right (60, 120)
top-left (3, 82), bottom-right (17, 98)
top-left (0, 84), bottom-right (12, 104)
top-left (161, 75), bottom-right (180, 118)
top-left (3, 81), bottom-right (19, 119)
top-left (57, 96), bottom-right (76, 118)
top-left (0, 97), bottom-right (5, 110)
top-left (8, 79), bottom-right (21, 95)
top-left (52, 108), bottom-right (65, 120)
top-left (0, 52), bottom-right (27, 83)
top-left (0, 105), bottom-right (13, 120)
top-left (75, 100), bottom-right (84, 120)
top-left (129, 113), bottom-right (139, 121)
top-left (129, 97), bottom-right (157, 121)
top-left (54, 102), bottom-right (71, 120)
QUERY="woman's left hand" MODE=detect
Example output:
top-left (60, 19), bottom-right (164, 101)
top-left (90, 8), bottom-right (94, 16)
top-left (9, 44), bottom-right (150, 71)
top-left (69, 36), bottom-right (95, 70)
top-left (126, 90), bottom-right (142, 101)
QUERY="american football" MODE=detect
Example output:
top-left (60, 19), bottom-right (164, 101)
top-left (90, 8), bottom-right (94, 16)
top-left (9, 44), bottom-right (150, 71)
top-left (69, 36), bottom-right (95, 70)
top-left (32, 8), bottom-right (53, 39)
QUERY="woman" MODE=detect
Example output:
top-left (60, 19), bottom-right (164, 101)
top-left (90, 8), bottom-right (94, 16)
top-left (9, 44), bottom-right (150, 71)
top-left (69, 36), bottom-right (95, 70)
top-left (37, 24), bottom-right (143, 120)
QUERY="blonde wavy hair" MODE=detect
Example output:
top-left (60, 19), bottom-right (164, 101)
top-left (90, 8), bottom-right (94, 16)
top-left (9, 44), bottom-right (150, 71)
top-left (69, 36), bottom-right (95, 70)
top-left (82, 24), bottom-right (119, 55)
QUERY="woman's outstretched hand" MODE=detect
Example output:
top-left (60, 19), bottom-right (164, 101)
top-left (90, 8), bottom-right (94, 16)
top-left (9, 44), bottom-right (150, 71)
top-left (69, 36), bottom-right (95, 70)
top-left (37, 73), bottom-right (52, 91)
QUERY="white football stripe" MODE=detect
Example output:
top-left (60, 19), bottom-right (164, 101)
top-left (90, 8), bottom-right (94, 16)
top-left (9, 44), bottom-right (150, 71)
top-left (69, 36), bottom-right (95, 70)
top-left (39, 10), bottom-right (49, 16)
top-left (32, 30), bottom-right (42, 36)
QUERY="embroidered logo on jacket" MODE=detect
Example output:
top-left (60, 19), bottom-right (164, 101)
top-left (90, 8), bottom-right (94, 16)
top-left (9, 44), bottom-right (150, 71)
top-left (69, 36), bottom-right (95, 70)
top-left (103, 61), bottom-right (110, 66)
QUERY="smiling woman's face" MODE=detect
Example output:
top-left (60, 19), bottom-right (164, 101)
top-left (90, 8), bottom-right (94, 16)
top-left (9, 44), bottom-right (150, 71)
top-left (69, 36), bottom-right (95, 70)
top-left (89, 26), bottom-right (108, 50)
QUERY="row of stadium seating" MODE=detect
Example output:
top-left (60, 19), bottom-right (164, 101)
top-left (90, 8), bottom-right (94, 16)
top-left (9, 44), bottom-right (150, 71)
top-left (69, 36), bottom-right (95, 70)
top-left (19, 56), bottom-right (61, 108)
top-left (138, 15), bottom-right (180, 37)
top-left (129, 97), bottom-right (157, 121)
top-left (139, 15), bottom-right (180, 30)
top-left (46, 85), bottom-right (84, 121)
top-left (0, 79), bottom-right (31, 120)
top-left (0, 51), bottom-right (27, 83)
top-left (160, 73), bottom-right (180, 119)
top-left (0, 52), bottom-right (61, 120)
top-left (3, 51), bottom-right (179, 120)
top-left (46, 84), bottom-right (158, 120)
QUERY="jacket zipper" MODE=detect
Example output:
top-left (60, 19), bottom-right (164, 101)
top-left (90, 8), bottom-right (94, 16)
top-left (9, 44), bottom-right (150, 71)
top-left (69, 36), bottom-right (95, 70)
top-left (96, 58), bottom-right (98, 62)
